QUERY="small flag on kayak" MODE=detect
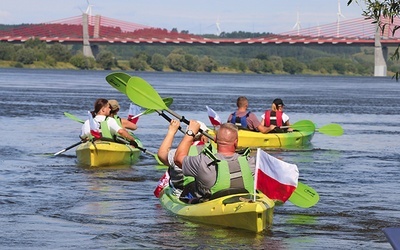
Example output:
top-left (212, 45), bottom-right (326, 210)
top-left (127, 103), bottom-right (142, 124)
top-left (206, 105), bottom-right (222, 126)
top-left (255, 148), bottom-right (299, 203)
top-left (88, 111), bottom-right (101, 139)
top-left (154, 171), bottom-right (170, 198)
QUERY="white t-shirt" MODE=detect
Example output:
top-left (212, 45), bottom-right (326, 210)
top-left (80, 115), bottom-right (122, 138)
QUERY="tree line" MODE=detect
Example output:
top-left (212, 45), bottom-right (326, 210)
top-left (0, 36), bottom-right (399, 76)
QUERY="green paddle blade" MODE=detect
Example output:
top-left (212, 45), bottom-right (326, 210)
top-left (64, 112), bottom-right (85, 124)
top-left (291, 120), bottom-right (316, 133)
top-left (105, 72), bottom-right (131, 94)
top-left (288, 181), bottom-right (319, 208)
top-left (126, 76), bottom-right (167, 110)
top-left (317, 123), bottom-right (344, 136)
top-left (142, 97), bottom-right (174, 116)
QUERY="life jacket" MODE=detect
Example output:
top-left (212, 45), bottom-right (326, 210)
top-left (230, 111), bottom-right (251, 129)
top-left (264, 110), bottom-right (287, 133)
top-left (264, 110), bottom-right (283, 127)
top-left (182, 143), bottom-right (216, 187)
top-left (203, 146), bottom-right (254, 195)
top-left (99, 118), bottom-right (114, 141)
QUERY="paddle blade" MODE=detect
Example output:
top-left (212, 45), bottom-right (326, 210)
top-left (105, 72), bottom-right (131, 94)
top-left (142, 97), bottom-right (174, 116)
top-left (126, 76), bottom-right (167, 110)
top-left (317, 123), bottom-right (344, 136)
top-left (291, 120), bottom-right (316, 133)
top-left (288, 181), bottom-right (319, 208)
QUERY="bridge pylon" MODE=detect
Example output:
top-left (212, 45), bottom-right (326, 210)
top-left (374, 24), bottom-right (387, 77)
top-left (82, 13), bottom-right (94, 58)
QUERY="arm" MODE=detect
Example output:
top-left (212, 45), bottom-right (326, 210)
top-left (174, 120), bottom-right (200, 169)
top-left (157, 120), bottom-right (180, 166)
top-left (121, 118), bottom-right (138, 131)
top-left (257, 124), bottom-right (276, 134)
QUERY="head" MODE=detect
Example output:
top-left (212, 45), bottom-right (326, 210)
top-left (215, 123), bottom-right (238, 151)
top-left (236, 96), bottom-right (249, 109)
top-left (108, 99), bottom-right (120, 115)
top-left (92, 98), bottom-right (110, 117)
top-left (272, 98), bottom-right (285, 111)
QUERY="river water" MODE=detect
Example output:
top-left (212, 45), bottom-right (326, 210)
top-left (0, 68), bottom-right (399, 249)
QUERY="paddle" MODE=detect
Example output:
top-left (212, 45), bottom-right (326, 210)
top-left (282, 120), bottom-right (344, 136)
top-left (64, 112), bottom-right (84, 124)
top-left (316, 123), bottom-right (344, 136)
top-left (288, 181), bottom-right (319, 208)
top-left (115, 136), bottom-right (163, 165)
top-left (126, 76), bottom-right (214, 141)
top-left (53, 141), bottom-right (83, 156)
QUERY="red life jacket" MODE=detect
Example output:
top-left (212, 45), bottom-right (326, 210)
top-left (264, 110), bottom-right (283, 127)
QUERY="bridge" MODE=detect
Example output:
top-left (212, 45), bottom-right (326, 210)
top-left (1, 14), bottom-right (400, 76)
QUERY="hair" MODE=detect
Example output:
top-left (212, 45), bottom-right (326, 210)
top-left (271, 103), bottom-right (278, 111)
top-left (236, 96), bottom-right (248, 108)
top-left (91, 98), bottom-right (109, 117)
top-left (216, 123), bottom-right (238, 145)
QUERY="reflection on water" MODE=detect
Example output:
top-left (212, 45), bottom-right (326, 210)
top-left (0, 69), bottom-right (398, 249)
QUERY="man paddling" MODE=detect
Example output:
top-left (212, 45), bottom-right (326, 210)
top-left (174, 121), bottom-right (255, 203)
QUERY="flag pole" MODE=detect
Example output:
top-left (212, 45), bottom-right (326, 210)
top-left (253, 148), bottom-right (261, 202)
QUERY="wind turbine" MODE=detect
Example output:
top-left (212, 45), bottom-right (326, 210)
top-left (85, 0), bottom-right (93, 16)
top-left (336, 0), bottom-right (345, 37)
top-left (216, 17), bottom-right (221, 36)
top-left (293, 11), bottom-right (301, 35)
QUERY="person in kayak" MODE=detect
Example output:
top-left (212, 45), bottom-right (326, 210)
top-left (157, 119), bottom-right (210, 196)
top-left (227, 96), bottom-right (275, 133)
top-left (174, 121), bottom-right (255, 204)
top-left (80, 98), bottom-right (138, 145)
top-left (260, 98), bottom-right (292, 133)
top-left (108, 99), bottom-right (138, 131)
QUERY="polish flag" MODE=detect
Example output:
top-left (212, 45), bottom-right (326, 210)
top-left (206, 105), bottom-right (222, 126)
top-left (88, 111), bottom-right (101, 139)
top-left (154, 171), bottom-right (170, 198)
top-left (255, 148), bottom-right (299, 203)
top-left (127, 103), bottom-right (142, 124)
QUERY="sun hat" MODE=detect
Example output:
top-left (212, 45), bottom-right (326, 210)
top-left (108, 100), bottom-right (120, 111)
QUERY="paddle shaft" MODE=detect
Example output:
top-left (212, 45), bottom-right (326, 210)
top-left (164, 107), bottom-right (214, 141)
top-left (116, 136), bottom-right (157, 157)
top-left (54, 141), bottom-right (83, 156)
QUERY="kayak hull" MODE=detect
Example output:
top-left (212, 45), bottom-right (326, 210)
top-left (159, 187), bottom-right (275, 233)
top-left (76, 140), bottom-right (142, 167)
top-left (209, 129), bottom-right (314, 149)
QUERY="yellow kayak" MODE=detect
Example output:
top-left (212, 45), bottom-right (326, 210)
top-left (159, 186), bottom-right (275, 233)
top-left (76, 139), bottom-right (142, 167)
top-left (208, 129), bottom-right (314, 149)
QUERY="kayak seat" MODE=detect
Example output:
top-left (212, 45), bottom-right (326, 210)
top-left (210, 188), bottom-right (250, 200)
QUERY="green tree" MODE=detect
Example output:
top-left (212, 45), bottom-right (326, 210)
top-left (47, 43), bottom-right (71, 62)
top-left (129, 57), bottom-right (147, 71)
top-left (167, 53), bottom-right (185, 71)
top-left (200, 56), bottom-right (218, 72)
top-left (150, 53), bottom-right (166, 71)
top-left (283, 57), bottom-right (306, 75)
top-left (96, 51), bottom-right (115, 70)
top-left (248, 59), bottom-right (264, 73)
top-left (15, 48), bottom-right (36, 64)
top-left (0, 42), bottom-right (15, 60)
top-left (70, 53), bottom-right (95, 69)
top-left (184, 54), bottom-right (199, 71)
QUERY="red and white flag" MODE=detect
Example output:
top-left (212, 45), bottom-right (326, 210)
top-left (255, 148), bottom-right (299, 203)
top-left (153, 171), bottom-right (170, 198)
top-left (88, 111), bottom-right (101, 139)
top-left (127, 103), bottom-right (142, 124)
top-left (206, 105), bottom-right (222, 126)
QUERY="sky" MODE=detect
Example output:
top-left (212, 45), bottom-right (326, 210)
top-left (0, 0), bottom-right (367, 34)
